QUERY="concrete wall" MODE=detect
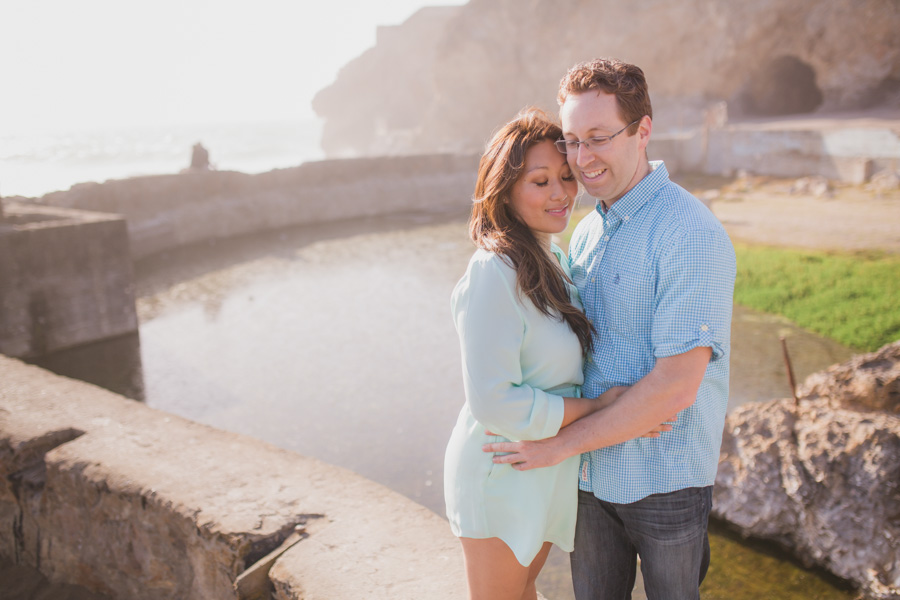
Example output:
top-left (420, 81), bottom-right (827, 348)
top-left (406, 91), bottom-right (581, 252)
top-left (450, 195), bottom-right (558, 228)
top-left (0, 356), bottom-right (467, 599)
top-left (35, 154), bottom-right (480, 261)
top-left (0, 203), bottom-right (138, 358)
top-left (651, 121), bottom-right (900, 182)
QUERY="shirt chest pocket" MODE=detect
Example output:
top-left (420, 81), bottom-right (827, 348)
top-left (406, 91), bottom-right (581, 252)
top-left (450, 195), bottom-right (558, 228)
top-left (599, 268), bottom-right (655, 338)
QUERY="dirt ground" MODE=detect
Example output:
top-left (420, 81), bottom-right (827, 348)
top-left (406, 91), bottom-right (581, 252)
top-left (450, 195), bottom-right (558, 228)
top-left (674, 172), bottom-right (900, 253)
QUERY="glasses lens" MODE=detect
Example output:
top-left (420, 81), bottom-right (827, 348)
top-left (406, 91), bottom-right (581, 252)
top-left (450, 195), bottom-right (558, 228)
top-left (554, 139), bottom-right (568, 154)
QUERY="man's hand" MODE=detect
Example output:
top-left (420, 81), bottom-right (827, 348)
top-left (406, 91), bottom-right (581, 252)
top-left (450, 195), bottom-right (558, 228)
top-left (642, 414), bottom-right (678, 438)
top-left (482, 437), bottom-right (567, 471)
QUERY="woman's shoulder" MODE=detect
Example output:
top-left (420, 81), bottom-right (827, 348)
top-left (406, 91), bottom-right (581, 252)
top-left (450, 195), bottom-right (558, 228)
top-left (466, 248), bottom-right (516, 279)
top-left (452, 249), bottom-right (517, 305)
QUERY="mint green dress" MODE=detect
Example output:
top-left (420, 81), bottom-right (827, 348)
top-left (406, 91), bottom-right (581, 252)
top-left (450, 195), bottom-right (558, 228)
top-left (443, 245), bottom-right (584, 567)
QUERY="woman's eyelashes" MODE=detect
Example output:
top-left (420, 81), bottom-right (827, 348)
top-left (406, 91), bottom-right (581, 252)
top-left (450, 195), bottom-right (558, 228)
top-left (534, 173), bottom-right (575, 187)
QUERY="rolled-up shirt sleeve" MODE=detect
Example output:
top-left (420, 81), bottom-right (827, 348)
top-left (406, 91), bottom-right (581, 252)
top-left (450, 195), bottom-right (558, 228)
top-left (452, 256), bottom-right (565, 441)
top-left (651, 228), bottom-right (736, 361)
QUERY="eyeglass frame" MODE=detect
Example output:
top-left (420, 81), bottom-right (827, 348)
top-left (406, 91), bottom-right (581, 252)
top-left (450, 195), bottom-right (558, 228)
top-left (554, 119), bottom-right (642, 155)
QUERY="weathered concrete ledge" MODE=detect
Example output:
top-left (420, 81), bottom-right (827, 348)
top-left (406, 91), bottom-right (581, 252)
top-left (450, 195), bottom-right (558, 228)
top-left (28, 154), bottom-right (479, 261)
top-left (0, 356), bottom-right (466, 599)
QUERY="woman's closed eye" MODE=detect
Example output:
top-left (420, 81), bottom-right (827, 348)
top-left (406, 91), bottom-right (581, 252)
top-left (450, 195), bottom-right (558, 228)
top-left (534, 174), bottom-right (575, 187)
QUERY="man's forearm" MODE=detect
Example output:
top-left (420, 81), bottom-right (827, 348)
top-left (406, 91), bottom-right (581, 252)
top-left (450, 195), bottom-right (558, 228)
top-left (482, 347), bottom-right (711, 470)
top-left (560, 347), bottom-right (711, 454)
top-left (544, 347), bottom-right (710, 459)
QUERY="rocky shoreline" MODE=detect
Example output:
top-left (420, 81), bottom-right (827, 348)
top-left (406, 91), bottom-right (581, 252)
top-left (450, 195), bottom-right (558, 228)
top-left (714, 341), bottom-right (900, 599)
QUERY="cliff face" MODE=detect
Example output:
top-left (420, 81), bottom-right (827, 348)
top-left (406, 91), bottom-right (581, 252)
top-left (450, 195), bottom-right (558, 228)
top-left (313, 0), bottom-right (900, 157)
top-left (312, 6), bottom-right (465, 157)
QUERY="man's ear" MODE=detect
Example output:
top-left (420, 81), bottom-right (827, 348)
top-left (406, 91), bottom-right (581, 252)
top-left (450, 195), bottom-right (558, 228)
top-left (637, 116), bottom-right (652, 153)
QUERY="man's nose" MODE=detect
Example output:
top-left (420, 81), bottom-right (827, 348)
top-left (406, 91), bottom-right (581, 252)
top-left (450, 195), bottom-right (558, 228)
top-left (575, 142), bottom-right (595, 167)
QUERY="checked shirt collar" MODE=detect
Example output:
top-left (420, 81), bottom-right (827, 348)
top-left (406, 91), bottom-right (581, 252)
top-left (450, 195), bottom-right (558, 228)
top-left (594, 161), bottom-right (669, 228)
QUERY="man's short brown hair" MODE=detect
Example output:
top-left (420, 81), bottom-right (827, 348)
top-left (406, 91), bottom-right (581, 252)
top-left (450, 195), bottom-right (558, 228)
top-left (558, 58), bottom-right (652, 134)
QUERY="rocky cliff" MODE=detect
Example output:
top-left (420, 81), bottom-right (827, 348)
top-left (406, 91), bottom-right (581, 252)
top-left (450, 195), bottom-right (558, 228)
top-left (314, 0), bottom-right (900, 157)
top-left (714, 341), bottom-right (900, 599)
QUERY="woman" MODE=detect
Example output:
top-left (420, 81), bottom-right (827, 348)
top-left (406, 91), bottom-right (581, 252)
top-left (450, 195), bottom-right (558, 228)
top-left (443, 108), bottom-right (626, 599)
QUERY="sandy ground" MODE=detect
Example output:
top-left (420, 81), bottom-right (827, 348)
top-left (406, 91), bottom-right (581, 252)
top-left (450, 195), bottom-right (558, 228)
top-left (675, 173), bottom-right (900, 253)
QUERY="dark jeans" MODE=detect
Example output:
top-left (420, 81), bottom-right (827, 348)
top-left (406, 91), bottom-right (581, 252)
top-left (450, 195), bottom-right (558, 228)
top-left (570, 486), bottom-right (712, 600)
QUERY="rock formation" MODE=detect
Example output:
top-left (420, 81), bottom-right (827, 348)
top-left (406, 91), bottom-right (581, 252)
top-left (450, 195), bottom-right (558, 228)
top-left (714, 341), bottom-right (900, 599)
top-left (799, 340), bottom-right (900, 414)
top-left (314, 0), bottom-right (900, 157)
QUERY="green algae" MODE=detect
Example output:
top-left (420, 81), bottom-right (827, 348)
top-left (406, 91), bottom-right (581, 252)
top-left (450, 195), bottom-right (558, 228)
top-left (701, 520), bottom-right (859, 600)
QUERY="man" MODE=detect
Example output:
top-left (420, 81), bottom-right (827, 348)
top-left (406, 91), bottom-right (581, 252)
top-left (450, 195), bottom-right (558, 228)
top-left (484, 58), bottom-right (736, 599)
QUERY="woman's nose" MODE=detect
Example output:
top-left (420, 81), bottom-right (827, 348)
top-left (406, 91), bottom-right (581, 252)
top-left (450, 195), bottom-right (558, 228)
top-left (551, 180), bottom-right (568, 201)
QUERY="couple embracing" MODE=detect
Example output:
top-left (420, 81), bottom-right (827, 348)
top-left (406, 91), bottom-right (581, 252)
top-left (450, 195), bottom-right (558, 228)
top-left (443, 58), bottom-right (736, 600)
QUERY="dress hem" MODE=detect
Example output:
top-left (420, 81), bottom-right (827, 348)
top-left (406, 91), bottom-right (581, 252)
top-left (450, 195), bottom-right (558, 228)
top-left (450, 527), bottom-right (574, 567)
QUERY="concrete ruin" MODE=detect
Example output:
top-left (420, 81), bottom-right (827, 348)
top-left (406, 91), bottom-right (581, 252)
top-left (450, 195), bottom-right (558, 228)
top-left (0, 155), bottom-right (482, 598)
top-left (0, 204), bottom-right (137, 358)
top-left (0, 203), bottom-right (143, 399)
top-left (31, 154), bottom-right (478, 261)
top-left (0, 356), bottom-right (467, 599)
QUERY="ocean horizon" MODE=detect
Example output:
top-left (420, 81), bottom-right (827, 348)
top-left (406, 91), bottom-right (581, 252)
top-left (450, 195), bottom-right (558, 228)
top-left (0, 117), bottom-right (325, 199)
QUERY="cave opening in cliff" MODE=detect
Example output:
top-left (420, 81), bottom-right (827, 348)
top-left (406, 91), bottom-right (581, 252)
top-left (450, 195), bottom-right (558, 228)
top-left (741, 55), bottom-right (824, 117)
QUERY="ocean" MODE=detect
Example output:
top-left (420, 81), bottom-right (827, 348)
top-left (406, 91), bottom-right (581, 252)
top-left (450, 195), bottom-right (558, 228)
top-left (0, 118), bottom-right (325, 199)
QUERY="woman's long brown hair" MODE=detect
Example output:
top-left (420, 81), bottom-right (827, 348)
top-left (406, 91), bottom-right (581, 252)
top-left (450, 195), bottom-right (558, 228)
top-left (470, 108), bottom-right (593, 353)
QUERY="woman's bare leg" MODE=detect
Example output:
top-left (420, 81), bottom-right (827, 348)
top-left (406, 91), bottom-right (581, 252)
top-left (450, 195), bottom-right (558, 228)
top-left (460, 537), bottom-right (543, 600)
top-left (521, 542), bottom-right (553, 600)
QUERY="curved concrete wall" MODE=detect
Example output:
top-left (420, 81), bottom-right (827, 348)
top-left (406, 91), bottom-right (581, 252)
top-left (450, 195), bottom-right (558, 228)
top-left (0, 356), bottom-right (467, 599)
top-left (34, 154), bottom-right (479, 261)
top-left (1, 155), bottom-right (482, 597)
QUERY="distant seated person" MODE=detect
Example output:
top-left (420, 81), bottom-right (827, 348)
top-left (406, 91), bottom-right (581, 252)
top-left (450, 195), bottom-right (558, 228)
top-left (189, 142), bottom-right (211, 170)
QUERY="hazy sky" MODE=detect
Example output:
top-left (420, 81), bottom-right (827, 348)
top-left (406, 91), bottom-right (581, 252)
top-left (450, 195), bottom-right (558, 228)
top-left (1, 0), bottom-right (467, 133)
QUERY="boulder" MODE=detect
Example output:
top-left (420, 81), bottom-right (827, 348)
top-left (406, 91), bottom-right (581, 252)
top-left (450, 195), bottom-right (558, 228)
top-left (799, 340), bottom-right (900, 413)
top-left (714, 342), bottom-right (900, 599)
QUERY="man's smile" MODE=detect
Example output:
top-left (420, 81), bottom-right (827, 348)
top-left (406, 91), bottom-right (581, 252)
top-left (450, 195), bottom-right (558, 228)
top-left (582, 167), bottom-right (607, 180)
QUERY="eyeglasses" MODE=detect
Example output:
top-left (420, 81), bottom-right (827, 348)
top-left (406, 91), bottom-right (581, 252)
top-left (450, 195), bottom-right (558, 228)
top-left (555, 119), bottom-right (641, 154)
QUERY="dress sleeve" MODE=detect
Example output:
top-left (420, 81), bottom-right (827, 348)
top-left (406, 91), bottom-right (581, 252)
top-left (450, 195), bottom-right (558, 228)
top-left (452, 255), bottom-right (566, 441)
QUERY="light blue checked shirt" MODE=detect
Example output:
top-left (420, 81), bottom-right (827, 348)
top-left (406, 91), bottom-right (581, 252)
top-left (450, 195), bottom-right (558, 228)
top-left (569, 161), bottom-right (736, 504)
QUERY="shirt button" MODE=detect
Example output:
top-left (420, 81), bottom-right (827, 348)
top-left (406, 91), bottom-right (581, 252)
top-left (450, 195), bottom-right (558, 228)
top-left (591, 277), bottom-right (596, 283)
top-left (604, 235), bottom-right (610, 241)
top-left (623, 215), bottom-right (630, 221)
top-left (701, 324), bottom-right (709, 331)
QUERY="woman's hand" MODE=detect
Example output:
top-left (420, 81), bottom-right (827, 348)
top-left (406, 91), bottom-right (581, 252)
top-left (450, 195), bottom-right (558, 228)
top-left (482, 436), bottom-right (568, 470)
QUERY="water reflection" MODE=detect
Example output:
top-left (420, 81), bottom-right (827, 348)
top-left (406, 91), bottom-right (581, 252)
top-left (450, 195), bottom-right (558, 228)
top-left (26, 332), bottom-right (145, 401)
top-left (729, 305), bottom-right (853, 410)
top-left (134, 214), bottom-right (855, 599)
